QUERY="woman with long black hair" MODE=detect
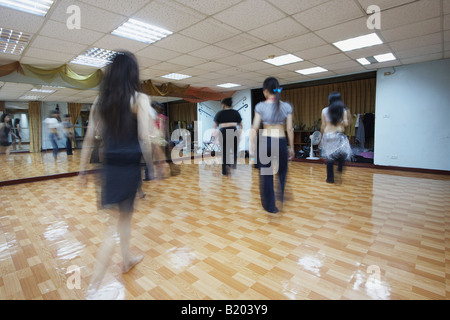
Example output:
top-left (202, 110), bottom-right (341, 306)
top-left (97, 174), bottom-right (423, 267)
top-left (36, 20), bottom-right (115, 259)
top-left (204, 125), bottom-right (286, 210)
top-left (320, 92), bottom-right (352, 183)
top-left (79, 51), bottom-right (155, 293)
top-left (251, 77), bottom-right (294, 214)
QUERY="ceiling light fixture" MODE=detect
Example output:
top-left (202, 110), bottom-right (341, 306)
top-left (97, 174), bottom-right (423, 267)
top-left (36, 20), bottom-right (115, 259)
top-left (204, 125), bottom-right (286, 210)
top-left (264, 54), bottom-right (303, 66)
top-left (31, 88), bottom-right (56, 94)
top-left (217, 83), bottom-right (241, 89)
top-left (0, 0), bottom-right (55, 16)
top-left (357, 58), bottom-right (371, 65)
top-left (112, 19), bottom-right (173, 44)
top-left (374, 53), bottom-right (396, 63)
top-left (296, 67), bottom-right (328, 75)
top-left (70, 48), bottom-right (118, 68)
top-left (0, 27), bottom-right (32, 55)
top-left (19, 95), bottom-right (46, 100)
top-left (333, 33), bottom-right (383, 52)
top-left (161, 73), bottom-right (192, 81)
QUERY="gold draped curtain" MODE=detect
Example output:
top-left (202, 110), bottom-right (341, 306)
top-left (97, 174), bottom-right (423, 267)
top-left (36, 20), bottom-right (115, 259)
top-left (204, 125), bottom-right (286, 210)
top-left (282, 78), bottom-right (376, 129)
top-left (168, 101), bottom-right (197, 131)
top-left (0, 62), bottom-right (102, 89)
top-left (28, 101), bottom-right (41, 153)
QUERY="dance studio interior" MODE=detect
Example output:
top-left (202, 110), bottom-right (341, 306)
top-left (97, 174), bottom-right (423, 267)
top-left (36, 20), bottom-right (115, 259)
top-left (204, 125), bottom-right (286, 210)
top-left (0, 0), bottom-right (449, 301)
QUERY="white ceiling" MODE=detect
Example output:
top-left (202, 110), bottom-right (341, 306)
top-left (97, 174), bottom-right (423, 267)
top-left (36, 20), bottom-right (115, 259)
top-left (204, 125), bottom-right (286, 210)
top-left (0, 0), bottom-right (449, 104)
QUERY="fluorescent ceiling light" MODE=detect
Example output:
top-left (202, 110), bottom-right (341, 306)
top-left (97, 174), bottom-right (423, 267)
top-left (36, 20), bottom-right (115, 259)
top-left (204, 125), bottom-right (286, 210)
top-left (296, 67), bottom-right (328, 75)
top-left (217, 83), bottom-right (241, 89)
top-left (0, 0), bottom-right (55, 16)
top-left (357, 58), bottom-right (371, 66)
top-left (374, 53), bottom-right (396, 63)
top-left (112, 19), bottom-right (172, 44)
top-left (264, 54), bottom-right (303, 66)
top-left (161, 73), bottom-right (192, 81)
top-left (70, 48), bottom-right (118, 68)
top-left (20, 95), bottom-right (45, 100)
top-left (333, 33), bottom-right (383, 52)
top-left (31, 88), bottom-right (55, 94)
top-left (0, 27), bottom-right (32, 55)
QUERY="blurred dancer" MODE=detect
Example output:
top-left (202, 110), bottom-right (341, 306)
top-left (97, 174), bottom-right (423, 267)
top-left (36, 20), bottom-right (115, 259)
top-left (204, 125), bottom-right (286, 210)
top-left (62, 114), bottom-right (74, 155)
top-left (320, 92), bottom-right (352, 183)
top-left (0, 113), bottom-right (14, 160)
top-left (44, 110), bottom-right (61, 161)
top-left (213, 97), bottom-right (243, 176)
top-left (79, 51), bottom-right (154, 292)
top-left (13, 118), bottom-right (22, 150)
top-left (251, 77), bottom-right (294, 214)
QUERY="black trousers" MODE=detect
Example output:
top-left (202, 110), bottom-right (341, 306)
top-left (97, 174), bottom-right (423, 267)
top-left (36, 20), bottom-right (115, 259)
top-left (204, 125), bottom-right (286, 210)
top-left (219, 127), bottom-right (238, 175)
top-left (326, 152), bottom-right (346, 182)
top-left (258, 137), bottom-right (288, 213)
top-left (66, 136), bottom-right (73, 155)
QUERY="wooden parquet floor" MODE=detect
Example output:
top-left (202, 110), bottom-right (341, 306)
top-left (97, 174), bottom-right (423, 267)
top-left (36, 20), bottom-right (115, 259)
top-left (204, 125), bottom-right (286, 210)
top-left (0, 158), bottom-right (449, 300)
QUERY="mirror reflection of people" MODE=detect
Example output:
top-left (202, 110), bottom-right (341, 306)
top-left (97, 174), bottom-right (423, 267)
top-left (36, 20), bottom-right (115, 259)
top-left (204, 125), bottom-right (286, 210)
top-left (13, 118), bottom-right (22, 150)
top-left (213, 97), bottom-right (243, 176)
top-left (44, 110), bottom-right (61, 161)
top-left (0, 113), bottom-right (14, 160)
top-left (79, 51), bottom-right (155, 295)
top-left (63, 114), bottom-right (74, 156)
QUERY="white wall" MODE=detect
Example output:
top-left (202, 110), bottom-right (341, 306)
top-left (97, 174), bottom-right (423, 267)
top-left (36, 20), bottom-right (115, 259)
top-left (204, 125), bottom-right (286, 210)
top-left (374, 59), bottom-right (450, 171)
top-left (197, 89), bottom-right (252, 152)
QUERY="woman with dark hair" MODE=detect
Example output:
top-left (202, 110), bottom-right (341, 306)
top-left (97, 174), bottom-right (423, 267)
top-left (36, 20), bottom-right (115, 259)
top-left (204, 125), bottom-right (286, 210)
top-left (214, 97), bottom-right (243, 176)
top-left (0, 113), bottom-right (14, 159)
top-left (320, 92), bottom-right (352, 184)
top-left (79, 51), bottom-right (155, 293)
top-left (251, 77), bottom-right (294, 214)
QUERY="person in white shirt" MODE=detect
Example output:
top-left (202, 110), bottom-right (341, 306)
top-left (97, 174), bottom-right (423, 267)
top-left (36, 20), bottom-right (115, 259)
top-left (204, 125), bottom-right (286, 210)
top-left (44, 110), bottom-right (61, 160)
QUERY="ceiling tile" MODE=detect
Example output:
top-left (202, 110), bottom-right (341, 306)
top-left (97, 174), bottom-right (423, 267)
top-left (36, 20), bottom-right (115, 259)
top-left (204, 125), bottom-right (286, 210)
top-left (180, 18), bottom-right (240, 45)
top-left (379, 0), bottom-right (441, 30)
top-left (357, 0), bottom-right (417, 11)
top-left (390, 33), bottom-right (443, 52)
top-left (22, 47), bottom-right (75, 64)
top-left (215, 54), bottom-right (257, 67)
top-left (151, 61), bottom-right (185, 73)
top-left (344, 44), bottom-right (392, 59)
top-left (399, 52), bottom-right (443, 65)
top-left (93, 35), bottom-right (149, 52)
top-left (241, 44), bottom-right (286, 60)
top-left (154, 34), bottom-right (208, 54)
top-left (167, 55), bottom-right (209, 68)
top-left (248, 17), bottom-right (309, 43)
top-left (293, 0), bottom-right (364, 31)
top-left (189, 45), bottom-right (234, 60)
top-left (214, 0), bottom-right (286, 32)
top-left (381, 18), bottom-right (442, 42)
top-left (310, 53), bottom-right (351, 66)
top-left (315, 17), bottom-right (370, 43)
top-left (396, 44), bottom-right (443, 59)
top-left (173, 0), bottom-right (241, 15)
top-left (267, 0), bottom-right (329, 15)
top-left (136, 46), bottom-right (182, 61)
top-left (134, 0), bottom-right (206, 33)
top-left (444, 15), bottom-right (450, 30)
top-left (214, 34), bottom-right (266, 53)
top-left (275, 33), bottom-right (326, 53)
top-left (79, 0), bottom-right (149, 16)
top-left (39, 20), bottom-right (104, 45)
top-left (49, 0), bottom-right (127, 33)
top-left (0, 7), bottom-right (46, 33)
top-left (295, 45), bottom-right (341, 61)
top-left (29, 36), bottom-right (87, 55)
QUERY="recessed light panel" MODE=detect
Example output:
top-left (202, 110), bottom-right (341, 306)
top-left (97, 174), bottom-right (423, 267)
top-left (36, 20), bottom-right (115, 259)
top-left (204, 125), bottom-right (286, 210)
top-left (217, 83), bottom-right (241, 88)
top-left (112, 19), bottom-right (173, 44)
top-left (296, 67), bottom-right (328, 75)
top-left (264, 54), bottom-right (303, 66)
top-left (374, 53), bottom-right (396, 63)
top-left (70, 48), bottom-right (118, 68)
top-left (31, 88), bottom-right (56, 94)
top-left (0, 27), bottom-right (31, 55)
top-left (20, 95), bottom-right (45, 100)
top-left (0, 0), bottom-right (55, 16)
top-left (357, 58), bottom-right (371, 65)
top-left (333, 33), bottom-right (383, 52)
top-left (161, 73), bottom-right (192, 81)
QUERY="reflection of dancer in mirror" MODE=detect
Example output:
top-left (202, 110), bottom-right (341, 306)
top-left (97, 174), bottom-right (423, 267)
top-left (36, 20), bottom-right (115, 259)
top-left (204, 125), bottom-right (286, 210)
top-left (79, 51), bottom-right (155, 294)
top-left (251, 77), bottom-right (294, 214)
top-left (0, 113), bottom-right (14, 160)
top-left (13, 118), bottom-right (22, 150)
top-left (213, 98), bottom-right (243, 176)
top-left (63, 114), bottom-right (74, 156)
top-left (44, 110), bottom-right (61, 161)
top-left (320, 92), bottom-right (352, 184)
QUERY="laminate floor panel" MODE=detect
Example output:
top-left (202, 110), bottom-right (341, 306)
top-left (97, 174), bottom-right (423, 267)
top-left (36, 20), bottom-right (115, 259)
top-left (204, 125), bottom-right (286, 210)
top-left (0, 160), bottom-right (449, 300)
